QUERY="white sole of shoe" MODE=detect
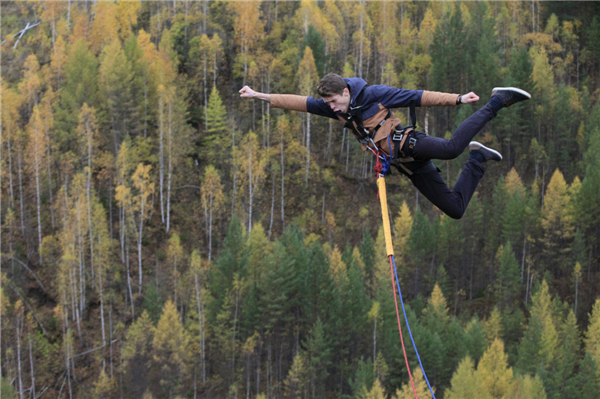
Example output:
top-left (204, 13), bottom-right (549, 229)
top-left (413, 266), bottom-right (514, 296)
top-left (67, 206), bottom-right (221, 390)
top-left (469, 141), bottom-right (503, 161)
top-left (491, 87), bottom-right (531, 99)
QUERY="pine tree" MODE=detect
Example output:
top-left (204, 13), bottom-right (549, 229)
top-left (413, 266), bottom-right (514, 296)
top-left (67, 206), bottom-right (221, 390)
top-left (407, 209), bottom-right (436, 297)
top-left (510, 374), bottom-right (547, 399)
top-left (496, 242), bottom-right (520, 309)
top-left (573, 353), bottom-right (600, 398)
top-left (476, 338), bottom-right (514, 399)
top-left (516, 280), bottom-right (559, 375)
top-left (464, 316), bottom-right (487, 363)
top-left (122, 311), bottom-right (155, 398)
top-left (151, 300), bottom-right (189, 398)
top-left (444, 356), bottom-right (479, 399)
top-left (365, 378), bottom-right (386, 399)
top-left (92, 369), bottom-right (117, 399)
top-left (393, 201), bottom-right (413, 262)
top-left (283, 352), bottom-right (309, 399)
top-left (201, 86), bottom-right (228, 164)
top-left (393, 367), bottom-right (432, 399)
top-left (541, 169), bottom-right (575, 277)
top-left (552, 310), bottom-right (581, 399)
top-left (303, 317), bottom-right (332, 398)
top-left (585, 299), bottom-right (600, 363)
top-left (484, 307), bottom-right (503, 346)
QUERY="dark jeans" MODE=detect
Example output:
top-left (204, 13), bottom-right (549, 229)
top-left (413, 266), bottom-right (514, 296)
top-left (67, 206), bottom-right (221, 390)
top-left (405, 103), bottom-right (497, 219)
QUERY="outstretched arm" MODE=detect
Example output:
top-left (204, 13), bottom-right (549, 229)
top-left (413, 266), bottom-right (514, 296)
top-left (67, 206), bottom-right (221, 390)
top-left (239, 85), bottom-right (338, 119)
top-left (421, 90), bottom-right (479, 106)
top-left (240, 85), bottom-right (308, 112)
top-left (239, 86), bottom-right (271, 103)
top-left (375, 85), bottom-right (479, 108)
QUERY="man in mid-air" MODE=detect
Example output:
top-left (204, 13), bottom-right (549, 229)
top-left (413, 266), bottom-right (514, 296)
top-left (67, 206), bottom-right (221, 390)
top-left (240, 74), bottom-right (530, 219)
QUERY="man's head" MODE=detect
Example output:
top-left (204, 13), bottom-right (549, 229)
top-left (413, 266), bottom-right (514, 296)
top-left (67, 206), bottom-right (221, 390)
top-left (317, 73), bottom-right (350, 113)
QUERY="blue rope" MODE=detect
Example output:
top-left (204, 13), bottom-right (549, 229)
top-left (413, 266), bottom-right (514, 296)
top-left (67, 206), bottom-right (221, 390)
top-left (391, 254), bottom-right (437, 399)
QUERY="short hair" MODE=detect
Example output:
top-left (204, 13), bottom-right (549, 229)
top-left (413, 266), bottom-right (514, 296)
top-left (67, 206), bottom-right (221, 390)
top-left (316, 73), bottom-right (347, 97)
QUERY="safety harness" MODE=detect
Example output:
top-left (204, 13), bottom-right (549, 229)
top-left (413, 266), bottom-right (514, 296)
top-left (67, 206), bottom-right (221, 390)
top-left (344, 88), bottom-right (438, 177)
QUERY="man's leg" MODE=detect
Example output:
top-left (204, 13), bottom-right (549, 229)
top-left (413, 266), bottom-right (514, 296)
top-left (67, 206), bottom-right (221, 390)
top-left (411, 87), bottom-right (531, 161)
top-left (403, 88), bottom-right (531, 218)
top-left (408, 158), bottom-right (485, 219)
top-left (411, 103), bottom-right (497, 160)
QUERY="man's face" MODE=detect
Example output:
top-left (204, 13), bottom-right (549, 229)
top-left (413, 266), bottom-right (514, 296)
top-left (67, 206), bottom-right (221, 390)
top-left (322, 88), bottom-right (351, 114)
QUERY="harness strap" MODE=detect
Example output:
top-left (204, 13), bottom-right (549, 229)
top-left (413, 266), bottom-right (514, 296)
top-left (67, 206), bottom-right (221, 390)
top-left (394, 159), bottom-right (438, 176)
top-left (409, 100), bottom-right (417, 127)
top-left (393, 129), bottom-right (413, 160)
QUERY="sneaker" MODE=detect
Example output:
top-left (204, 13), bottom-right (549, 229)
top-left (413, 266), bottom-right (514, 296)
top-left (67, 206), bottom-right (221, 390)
top-left (469, 141), bottom-right (502, 162)
top-left (491, 87), bottom-right (531, 107)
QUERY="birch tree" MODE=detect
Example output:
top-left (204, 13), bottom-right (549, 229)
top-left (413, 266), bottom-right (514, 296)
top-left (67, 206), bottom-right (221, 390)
top-left (167, 233), bottom-right (183, 308)
top-left (190, 250), bottom-right (208, 383)
top-left (116, 163), bottom-right (155, 297)
top-left (1, 80), bottom-right (22, 212)
top-left (26, 106), bottom-right (46, 265)
top-left (231, 1), bottom-right (265, 85)
top-left (200, 165), bottom-right (224, 262)
top-left (297, 46), bottom-right (318, 187)
top-left (77, 104), bottom-right (98, 284)
top-left (234, 131), bottom-right (267, 232)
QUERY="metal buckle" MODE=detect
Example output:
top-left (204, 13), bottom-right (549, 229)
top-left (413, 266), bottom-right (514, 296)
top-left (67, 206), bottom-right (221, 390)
top-left (409, 137), bottom-right (417, 146)
top-left (392, 132), bottom-right (404, 142)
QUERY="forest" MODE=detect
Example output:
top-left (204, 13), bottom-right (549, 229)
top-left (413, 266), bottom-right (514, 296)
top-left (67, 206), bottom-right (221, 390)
top-left (1, 1), bottom-right (600, 398)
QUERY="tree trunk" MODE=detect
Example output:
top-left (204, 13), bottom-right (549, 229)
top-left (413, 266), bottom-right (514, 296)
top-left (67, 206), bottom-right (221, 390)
top-left (76, 198), bottom-right (85, 318)
top-left (358, 8), bottom-right (364, 78)
top-left (373, 318), bottom-right (377, 364)
top-left (137, 194), bottom-right (145, 295)
top-left (345, 133), bottom-right (350, 172)
top-left (98, 242), bottom-right (107, 371)
top-left (575, 274), bottom-right (579, 314)
top-left (166, 100), bottom-right (173, 233)
top-left (248, 142), bottom-right (253, 232)
top-left (232, 126), bottom-right (237, 218)
top-left (231, 288), bottom-right (240, 383)
top-left (208, 193), bottom-right (213, 262)
top-left (109, 304), bottom-right (114, 377)
top-left (159, 95), bottom-right (165, 224)
top-left (194, 273), bottom-right (206, 383)
top-left (305, 113), bottom-right (310, 187)
top-left (17, 314), bottom-right (24, 399)
top-left (521, 236), bottom-right (527, 284)
top-left (7, 125), bottom-right (15, 208)
top-left (18, 150), bottom-right (25, 236)
top-left (269, 171), bottom-right (275, 241)
top-left (327, 121), bottom-right (332, 165)
top-left (203, 55), bottom-right (208, 131)
top-left (45, 128), bottom-right (55, 229)
top-left (28, 331), bottom-right (36, 398)
top-left (126, 244), bottom-right (135, 318)
top-left (34, 127), bottom-right (43, 265)
top-left (281, 127), bottom-right (285, 227)
top-left (87, 178), bottom-right (94, 290)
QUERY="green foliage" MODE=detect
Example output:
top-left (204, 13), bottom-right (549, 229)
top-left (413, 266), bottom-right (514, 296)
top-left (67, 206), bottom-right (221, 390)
top-left (497, 242), bottom-right (521, 309)
top-left (201, 85), bottom-right (228, 164)
top-left (303, 24), bottom-right (327, 77)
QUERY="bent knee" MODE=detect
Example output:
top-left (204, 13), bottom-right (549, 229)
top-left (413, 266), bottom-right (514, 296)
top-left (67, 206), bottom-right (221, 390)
top-left (446, 145), bottom-right (464, 160)
top-left (445, 208), bottom-right (465, 220)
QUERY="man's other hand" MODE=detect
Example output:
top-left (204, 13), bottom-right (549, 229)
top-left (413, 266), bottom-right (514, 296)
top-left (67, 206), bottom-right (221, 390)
top-left (461, 92), bottom-right (479, 104)
top-left (239, 85), bottom-right (256, 98)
